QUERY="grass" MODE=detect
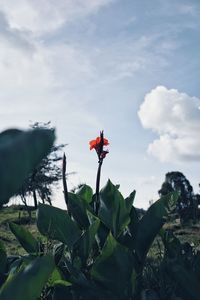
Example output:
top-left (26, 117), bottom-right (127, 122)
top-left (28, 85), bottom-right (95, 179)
top-left (0, 205), bottom-right (41, 255)
top-left (1, 206), bottom-right (200, 256)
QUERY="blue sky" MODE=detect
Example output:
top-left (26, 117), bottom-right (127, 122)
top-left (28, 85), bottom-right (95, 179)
top-left (1, 0), bottom-right (200, 208)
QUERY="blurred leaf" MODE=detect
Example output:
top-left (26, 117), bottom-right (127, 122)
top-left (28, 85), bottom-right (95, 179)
top-left (134, 192), bottom-right (178, 261)
top-left (0, 241), bottom-right (7, 274)
top-left (99, 180), bottom-right (130, 237)
top-left (76, 185), bottom-right (93, 204)
top-left (37, 204), bottom-right (81, 249)
top-left (0, 255), bottom-right (55, 300)
top-left (0, 128), bottom-right (55, 206)
top-left (91, 233), bottom-right (135, 299)
top-left (68, 193), bottom-right (89, 228)
top-left (9, 222), bottom-right (39, 255)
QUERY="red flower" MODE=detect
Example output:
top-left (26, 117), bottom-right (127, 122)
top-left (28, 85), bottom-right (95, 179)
top-left (89, 136), bottom-right (109, 150)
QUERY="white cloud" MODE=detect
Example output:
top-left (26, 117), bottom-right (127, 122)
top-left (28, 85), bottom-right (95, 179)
top-left (0, 0), bottom-right (114, 34)
top-left (138, 86), bottom-right (200, 162)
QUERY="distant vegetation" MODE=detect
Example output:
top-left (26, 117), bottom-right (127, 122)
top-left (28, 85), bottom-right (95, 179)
top-left (159, 171), bottom-right (200, 224)
top-left (15, 122), bottom-right (66, 211)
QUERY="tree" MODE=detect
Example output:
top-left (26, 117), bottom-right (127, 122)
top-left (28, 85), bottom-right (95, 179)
top-left (17, 122), bottom-right (66, 209)
top-left (159, 171), bottom-right (199, 223)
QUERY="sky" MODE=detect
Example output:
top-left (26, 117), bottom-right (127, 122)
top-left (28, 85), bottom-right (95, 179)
top-left (1, 0), bottom-right (200, 209)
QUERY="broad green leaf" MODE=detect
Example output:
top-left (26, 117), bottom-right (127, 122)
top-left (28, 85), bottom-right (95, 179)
top-left (9, 222), bottom-right (39, 255)
top-left (0, 128), bottom-right (55, 206)
top-left (37, 204), bottom-right (81, 249)
top-left (0, 255), bottom-right (55, 300)
top-left (96, 221), bottom-right (109, 249)
top-left (134, 192), bottom-right (178, 261)
top-left (0, 241), bottom-right (7, 274)
top-left (91, 233), bottom-right (135, 299)
top-left (125, 190), bottom-right (136, 213)
top-left (99, 180), bottom-right (130, 237)
top-left (74, 214), bottom-right (100, 262)
top-left (68, 193), bottom-right (89, 228)
top-left (76, 185), bottom-right (93, 203)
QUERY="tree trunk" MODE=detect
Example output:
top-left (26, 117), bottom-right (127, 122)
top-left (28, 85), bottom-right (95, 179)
top-left (33, 190), bottom-right (38, 209)
top-left (21, 195), bottom-right (32, 223)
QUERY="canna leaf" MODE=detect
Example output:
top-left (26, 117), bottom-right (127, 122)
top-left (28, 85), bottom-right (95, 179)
top-left (98, 180), bottom-right (130, 237)
top-left (74, 213), bottom-right (100, 263)
top-left (76, 185), bottom-right (93, 204)
top-left (125, 190), bottom-right (136, 213)
top-left (0, 255), bottom-right (55, 300)
top-left (133, 192), bottom-right (178, 261)
top-left (37, 204), bottom-right (81, 249)
top-left (91, 233), bottom-right (135, 299)
top-left (68, 193), bottom-right (90, 229)
top-left (9, 222), bottom-right (40, 255)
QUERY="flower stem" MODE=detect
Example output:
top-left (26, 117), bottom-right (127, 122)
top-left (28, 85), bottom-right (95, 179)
top-left (95, 159), bottom-right (103, 214)
top-left (62, 153), bottom-right (71, 216)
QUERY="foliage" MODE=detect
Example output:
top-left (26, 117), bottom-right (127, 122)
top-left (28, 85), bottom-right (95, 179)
top-left (160, 229), bottom-right (200, 300)
top-left (0, 182), bottom-right (178, 299)
top-left (1, 128), bottom-right (198, 300)
top-left (159, 171), bottom-right (200, 223)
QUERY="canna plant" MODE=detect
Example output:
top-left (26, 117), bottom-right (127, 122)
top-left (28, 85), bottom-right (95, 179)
top-left (0, 130), bottom-right (179, 300)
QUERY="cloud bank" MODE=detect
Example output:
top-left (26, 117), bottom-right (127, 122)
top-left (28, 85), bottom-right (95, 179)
top-left (138, 86), bottom-right (200, 162)
top-left (0, 0), bottom-right (113, 34)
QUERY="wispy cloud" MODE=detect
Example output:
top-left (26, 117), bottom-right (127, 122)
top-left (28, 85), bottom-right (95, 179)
top-left (0, 10), bottom-right (34, 52)
top-left (0, 0), bottom-right (114, 34)
top-left (175, 3), bottom-right (198, 16)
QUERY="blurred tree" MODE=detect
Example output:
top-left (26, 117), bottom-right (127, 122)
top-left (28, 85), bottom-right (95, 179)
top-left (17, 122), bottom-right (66, 209)
top-left (159, 171), bottom-right (199, 223)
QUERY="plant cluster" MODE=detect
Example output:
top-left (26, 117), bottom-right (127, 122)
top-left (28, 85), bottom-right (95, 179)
top-left (0, 129), bottom-right (199, 300)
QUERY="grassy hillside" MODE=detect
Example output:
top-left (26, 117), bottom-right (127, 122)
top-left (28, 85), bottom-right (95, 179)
top-left (1, 205), bottom-right (200, 256)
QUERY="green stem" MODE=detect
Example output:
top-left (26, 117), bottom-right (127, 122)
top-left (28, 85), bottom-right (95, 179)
top-left (95, 159), bottom-right (103, 215)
